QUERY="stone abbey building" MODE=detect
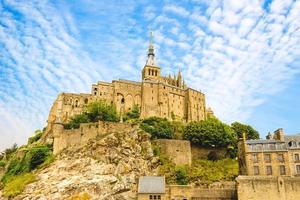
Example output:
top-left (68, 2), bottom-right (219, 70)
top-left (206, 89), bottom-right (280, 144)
top-left (47, 34), bottom-right (210, 128)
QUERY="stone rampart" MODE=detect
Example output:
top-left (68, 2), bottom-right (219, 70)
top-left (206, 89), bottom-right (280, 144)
top-left (53, 121), bottom-right (137, 154)
top-left (166, 182), bottom-right (237, 200)
top-left (236, 176), bottom-right (300, 200)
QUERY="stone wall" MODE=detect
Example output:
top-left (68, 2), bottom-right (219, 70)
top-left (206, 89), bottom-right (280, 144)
top-left (236, 176), bottom-right (300, 200)
top-left (53, 121), bottom-right (137, 154)
top-left (156, 139), bottom-right (227, 165)
top-left (191, 145), bottom-right (227, 160)
top-left (156, 139), bottom-right (192, 166)
top-left (166, 182), bottom-right (237, 200)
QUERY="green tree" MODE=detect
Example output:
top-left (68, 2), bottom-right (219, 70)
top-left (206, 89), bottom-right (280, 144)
top-left (231, 122), bottom-right (259, 140)
top-left (124, 105), bottom-right (140, 121)
top-left (86, 101), bottom-right (118, 122)
top-left (64, 113), bottom-right (89, 129)
top-left (183, 118), bottom-right (236, 148)
top-left (28, 130), bottom-right (43, 144)
top-left (140, 117), bottom-right (175, 139)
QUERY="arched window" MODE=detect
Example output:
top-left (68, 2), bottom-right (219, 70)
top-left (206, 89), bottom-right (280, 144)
top-left (121, 98), bottom-right (125, 104)
top-left (75, 99), bottom-right (79, 107)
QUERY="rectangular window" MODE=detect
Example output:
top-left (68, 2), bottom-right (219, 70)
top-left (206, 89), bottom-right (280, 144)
top-left (253, 154), bottom-right (258, 163)
top-left (254, 166), bottom-right (259, 175)
top-left (149, 195), bottom-right (153, 200)
top-left (295, 154), bottom-right (300, 162)
top-left (266, 166), bottom-right (272, 175)
top-left (278, 154), bottom-right (284, 162)
top-left (264, 154), bottom-right (271, 163)
top-left (280, 165), bottom-right (286, 175)
top-left (296, 165), bottom-right (300, 174)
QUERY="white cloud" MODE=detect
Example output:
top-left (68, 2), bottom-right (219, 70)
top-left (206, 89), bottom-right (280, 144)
top-left (163, 4), bottom-right (189, 17)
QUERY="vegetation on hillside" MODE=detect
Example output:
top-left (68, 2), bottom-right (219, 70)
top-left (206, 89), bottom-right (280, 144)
top-left (183, 118), bottom-right (237, 148)
top-left (0, 129), bottom-right (54, 198)
top-left (123, 105), bottom-right (141, 122)
top-left (140, 117), bottom-right (176, 139)
top-left (64, 100), bottom-right (119, 129)
top-left (157, 153), bottom-right (238, 185)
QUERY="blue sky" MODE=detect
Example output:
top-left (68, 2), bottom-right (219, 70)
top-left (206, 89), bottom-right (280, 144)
top-left (1, 0), bottom-right (300, 150)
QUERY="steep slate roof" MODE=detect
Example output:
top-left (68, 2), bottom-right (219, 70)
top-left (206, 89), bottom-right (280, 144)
top-left (138, 176), bottom-right (165, 194)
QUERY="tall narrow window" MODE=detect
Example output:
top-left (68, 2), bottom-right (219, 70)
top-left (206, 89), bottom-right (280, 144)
top-left (253, 154), bottom-right (258, 163)
top-left (280, 165), bottom-right (286, 175)
top-left (254, 166), bottom-right (259, 175)
top-left (278, 154), bottom-right (284, 162)
top-left (295, 154), bottom-right (300, 162)
top-left (148, 69), bottom-right (151, 75)
top-left (296, 165), bottom-right (300, 174)
top-left (266, 166), bottom-right (272, 175)
top-left (264, 154), bottom-right (271, 163)
top-left (155, 70), bottom-right (157, 76)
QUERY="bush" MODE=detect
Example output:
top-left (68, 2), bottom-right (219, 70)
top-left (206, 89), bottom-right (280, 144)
top-left (3, 143), bottom-right (18, 160)
top-left (183, 118), bottom-right (237, 148)
top-left (124, 105), bottom-right (140, 121)
top-left (0, 160), bottom-right (5, 167)
top-left (140, 117), bottom-right (175, 139)
top-left (1, 145), bottom-right (51, 184)
top-left (3, 173), bottom-right (36, 198)
top-left (28, 130), bottom-right (43, 144)
top-left (86, 101), bottom-right (118, 122)
top-left (64, 114), bottom-right (89, 129)
top-left (175, 166), bottom-right (188, 185)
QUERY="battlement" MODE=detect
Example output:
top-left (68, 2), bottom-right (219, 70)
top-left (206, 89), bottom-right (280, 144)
top-left (52, 121), bottom-right (137, 154)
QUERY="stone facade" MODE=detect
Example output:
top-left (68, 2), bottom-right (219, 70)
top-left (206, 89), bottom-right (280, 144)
top-left (238, 128), bottom-right (300, 177)
top-left (236, 176), bottom-right (300, 200)
top-left (45, 35), bottom-right (209, 135)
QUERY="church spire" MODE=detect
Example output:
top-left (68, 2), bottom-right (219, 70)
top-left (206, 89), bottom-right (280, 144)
top-left (146, 31), bottom-right (156, 66)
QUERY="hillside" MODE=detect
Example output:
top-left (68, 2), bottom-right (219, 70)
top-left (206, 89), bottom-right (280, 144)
top-left (0, 126), bottom-right (159, 199)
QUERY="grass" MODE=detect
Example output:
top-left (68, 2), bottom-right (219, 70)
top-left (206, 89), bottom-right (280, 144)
top-left (3, 173), bottom-right (37, 198)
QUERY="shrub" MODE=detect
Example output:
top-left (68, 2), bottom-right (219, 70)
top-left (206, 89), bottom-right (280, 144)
top-left (28, 130), bottom-right (43, 144)
top-left (3, 143), bottom-right (18, 160)
top-left (124, 105), bottom-right (140, 121)
top-left (1, 145), bottom-right (51, 184)
top-left (64, 114), bottom-right (89, 129)
top-left (207, 151), bottom-right (218, 161)
top-left (183, 118), bottom-right (237, 148)
top-left (140, 117), bottom-right (175, 139)
top-left (86, 101), bottom-right (118, 122)
top-left (175, 166), bottom-right (188, 185)
top-left (3, 173), bottom-right (36, 198)
top-left (0, 160), bottom-right (5, 167)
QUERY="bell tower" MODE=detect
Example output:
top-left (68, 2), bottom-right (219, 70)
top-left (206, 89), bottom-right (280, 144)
top-left (142, 32), bottom-right (161, 81)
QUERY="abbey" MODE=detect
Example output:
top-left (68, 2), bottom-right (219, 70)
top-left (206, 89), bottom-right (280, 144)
top-left (46, 34), bottom-right (210, 128)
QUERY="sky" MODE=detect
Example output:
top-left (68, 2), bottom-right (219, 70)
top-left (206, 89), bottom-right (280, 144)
top-left (0, 0), bottom-right (300, 151)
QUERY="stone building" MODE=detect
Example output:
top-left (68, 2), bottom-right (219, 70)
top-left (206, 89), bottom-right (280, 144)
top-left (238, 128), bottom-right (300, 176)
top-left (46, 34), bottom-right (208, 131)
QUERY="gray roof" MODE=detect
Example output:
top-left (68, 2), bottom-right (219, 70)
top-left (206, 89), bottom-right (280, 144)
top-left (246, 139), bottom-right (283, 144)
top-left (138, 176), bottom-right (165, 194)
top-left (285, 135), bottom-right (300, 142)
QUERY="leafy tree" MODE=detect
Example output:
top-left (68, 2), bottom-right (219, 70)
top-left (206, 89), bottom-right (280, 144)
top-left (86, 101), bottom-right (118, 122)
top-left (64, 114), bottom-right (89, 129)
top-left (124, 105), bottom-right (140, 121)
top-left (231, 122), bottom-right (259, 140)
top-left (183, 118), bottom-right (237, 148)
top-left (140, 117), bottom-right (175, 139)
top-left (175, 166), bottom-right (188, 185)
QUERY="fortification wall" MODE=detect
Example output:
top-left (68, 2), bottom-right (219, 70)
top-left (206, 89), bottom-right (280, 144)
top-left (166, 182), bottom-right (236, 200)
top-left (236, 176), bottom-right (300, 200)
top-left (156, 139), bottom-right (191, 166)
top-left (53, 121), bottom-right (136, 154)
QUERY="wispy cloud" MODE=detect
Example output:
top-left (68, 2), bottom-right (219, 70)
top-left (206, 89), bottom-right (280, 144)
top-left (1, 0), bottom-right (300, 150)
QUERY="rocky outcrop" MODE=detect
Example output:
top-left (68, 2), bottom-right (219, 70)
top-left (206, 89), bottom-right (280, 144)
top-left (14, 127), bottom-right (159, 200)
